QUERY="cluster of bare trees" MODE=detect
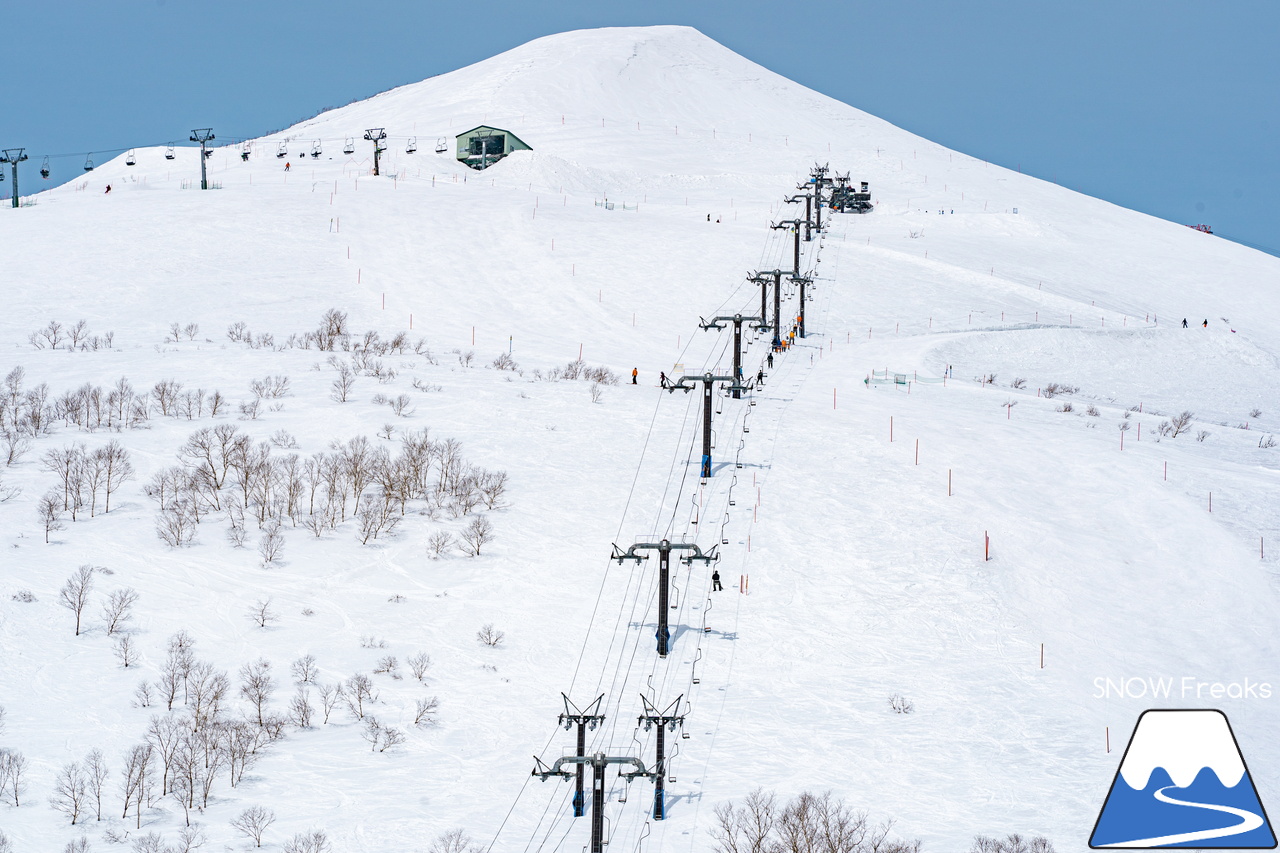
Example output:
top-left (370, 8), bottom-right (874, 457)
top-left (37, 441), bottom-right (134, 533)
top-left (28, 320), bottom-right (115, 352)
top-left (47, 749), bottom-right (109, 824)
top-left (74, 632), bottom-right (291, 830)
top-left (146, 424), bottom-right (507, 554)
top-left (0, 748), bottom-right (28, 807)
top-left (712, 789), bottom-right (921, 853)
top-left (2, 367), bottom-right (50, 466)
top-left (970, 836), bottom-right (1055, 853)
top-left (55, 565), bottom-right (138, 639)
top-left (227, 309), bottom-right (427, 362)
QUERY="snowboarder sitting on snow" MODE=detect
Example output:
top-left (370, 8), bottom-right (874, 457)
top-left (104, 185), bottom-right (112, 194)
top-left (712, 570), bottom-right (722, 591)
top-left (1203, 319), bottom-right (1209, 328)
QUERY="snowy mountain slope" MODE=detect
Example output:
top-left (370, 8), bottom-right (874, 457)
top-left (2, 24), bottom-right (1280, 853)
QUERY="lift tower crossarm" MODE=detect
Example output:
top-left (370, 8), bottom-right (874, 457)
top-left (611, 539), bottom-right (717, 657)
top-left (533, 752), bottom-right (651, 853)
top-left (784, 193), bottom-right (813, 241)
top-left (699, 314), bottom-right (765, 399)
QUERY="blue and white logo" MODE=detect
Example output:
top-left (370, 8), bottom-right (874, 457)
top-left (1091, 709), bottom-right (1276, 848)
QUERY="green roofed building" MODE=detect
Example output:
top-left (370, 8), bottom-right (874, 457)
top-left (455, 126), bottom-right (531, 170)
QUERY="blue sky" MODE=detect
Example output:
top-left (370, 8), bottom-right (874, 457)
top-left (4, 0), bottom-right (1277, 254)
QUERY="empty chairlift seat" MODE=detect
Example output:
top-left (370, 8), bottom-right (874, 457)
top-left (276, 143), bottom-right (288, 159)
top-left (406, 137), bottom-right (417, 153)
top-left (343, 137), bottom-right (355, 155)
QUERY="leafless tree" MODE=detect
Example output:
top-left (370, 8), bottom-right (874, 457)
top-left (118, 743), bottom-right (153, 827)
top-left (458, 515), bottom-right (494, 557)
top-left (248, 598), bottom-right (279, 628)
top-left (174, 825), bottom-right (207, 853)
top-left (356, 493), bottom-right (400, 544)
top-left (288, 687), bottom-right (314, 728)
top-left (50, 762), bottom-right (88, 824)
top-left (83, 749), bottom-right (108, 821)
top-left (414, 696), bottom-right (440, 726)
top-left (39, 490), bottom-right (66, 542)
top-left (373, 655), bottom-right (398, 676)
top-left (63, 837), bottom-right (91, 853)
top-left (259, 520), bottom-right (285, 565)
top-left (283, 830), bottom-right (332, 853)
top-left (291, 654), bottom-right (318, 684)
top-left (317, 682), bottom-right (342, 724)
top-left (156, 501), bottom-right (198, 547)
top-left (1170, 410), bottom-right (1195, 438)
top-left (378, 725), bottom-right (406, 752)
top-left (239, 659), bottom-right (275, 726)
top-left (330, 363), bottom-right (356, 402)
top-left (428, 829), bottom-right (487, 853)
top-left (408, 652), bottom-right (432, 681)
top-left (99, 441), bottom-right (134, 513)
top-left (152, 379), bottom-right (182, 416)
top-left (102, 587), bottom-right (139, 636)
top-left (231, 805), bottom-right (276, 848)
top-left (0, 749), bottom-right (28, 806)
top-left (427, 530), bottom-right (453, 558)
top-left (59, 565), bottom-right (96, 635)
top-left (479, 470), bottom-right (509, 509)
top-left (0, 830), bottom-right (11, 853)
top-left (343, 673), bottom-right (378, 720)
top-left (133, 680), bottom-right (154, 708)
top-left (114, 635), bottom-right (138, 668)
top-left (186, 662), bottom-right (229, 732)
top-left (476, 623), bottom-right (504, 647)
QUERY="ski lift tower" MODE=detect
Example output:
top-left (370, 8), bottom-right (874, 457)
top-left (612, 539), bottom-right (717, 656)
top-left (699, 313), bottom-right (765, 398)
top-left (0, 149), bottom-right (28, 208)
top-left (636, 694), bottom-right (685, 820)
top-left (364, 128), bottom-right (387, 176)
top-left (189, 129), bottom-right (215, 190)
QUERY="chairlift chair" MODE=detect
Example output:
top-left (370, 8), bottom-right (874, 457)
top-left (343, 137), bottom-right (355, 155)
top-left (203, 148), bottom-right (213, 159)
top-left (434, 136), bottom-right (448, 153)
top-left (276, 143), bottom-right (287, 159)
top-left (84, 154), bottom-right (94, 172)
top-left (40, 156), bottom-right (50, 179)
top-left (126, 149), bottom-right (136, 166)
top-left (406, 136), bottom-right (417, 154)
top-left (311, 140), bottom-right (322, 158)
top-left (165, 143), bottom-right (175, 160)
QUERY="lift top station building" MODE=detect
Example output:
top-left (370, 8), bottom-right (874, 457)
top-left (455, 125), bottom-right (531, 170)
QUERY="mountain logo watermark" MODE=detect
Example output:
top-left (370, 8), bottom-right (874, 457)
top-left (1090, 709), bottom-right (1276, 848)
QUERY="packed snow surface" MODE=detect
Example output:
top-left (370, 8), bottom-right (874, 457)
top-left (3, 24), bottom-right (1280, 853)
